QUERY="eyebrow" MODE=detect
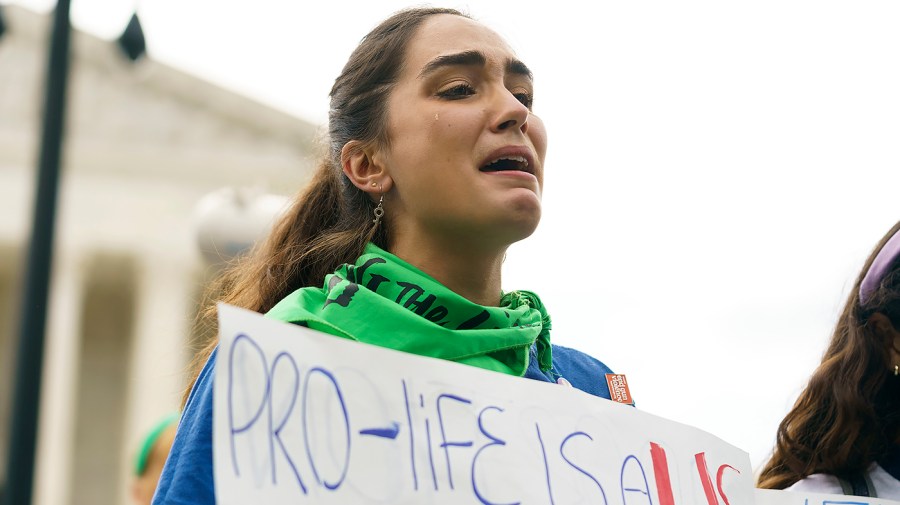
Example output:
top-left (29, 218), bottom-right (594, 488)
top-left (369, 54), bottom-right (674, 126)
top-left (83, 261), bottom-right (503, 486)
top-left (506, 59), bottom-right (533, 81)
top-left (417, 50), bottom-right (533, 81)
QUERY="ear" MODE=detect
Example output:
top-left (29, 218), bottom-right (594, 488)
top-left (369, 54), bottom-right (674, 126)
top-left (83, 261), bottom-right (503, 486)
top-left (341, 140), bottom-right (393, 195)
top-left (869, 312), bottom-right (900, 364)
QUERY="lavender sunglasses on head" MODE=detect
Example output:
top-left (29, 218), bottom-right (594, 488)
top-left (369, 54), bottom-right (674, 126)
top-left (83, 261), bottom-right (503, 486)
top-left (859, 227), bottom-right (900, 306)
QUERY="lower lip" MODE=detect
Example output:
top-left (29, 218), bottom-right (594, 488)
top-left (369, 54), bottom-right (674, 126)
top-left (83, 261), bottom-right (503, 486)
top-left (480, 170), bottom-right (538, 181)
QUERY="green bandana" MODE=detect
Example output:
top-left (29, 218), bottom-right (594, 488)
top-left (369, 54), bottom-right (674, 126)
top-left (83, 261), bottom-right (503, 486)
top-left (266, 243), bottom-right (552, 376)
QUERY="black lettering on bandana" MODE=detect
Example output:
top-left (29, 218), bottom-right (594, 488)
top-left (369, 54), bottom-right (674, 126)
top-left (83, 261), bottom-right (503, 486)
top-left (425, 306), bottom-right (449, 322)
top-left (396, 282), bottom-right (451, 319)
top-left (395, 281), bottom-right (423, 305)
top-left (348, 257), bottom-right (387, 285)
top-left (456, 309), bottom-right (491, 330)
top-left (365, 274), bottom-right (389, 293)
top-left (324, 277), bottom-right (359, 308)
top-left (397, 282), bottom-right (444, 316)
top-left (406, 294), bottom-right (437, 315)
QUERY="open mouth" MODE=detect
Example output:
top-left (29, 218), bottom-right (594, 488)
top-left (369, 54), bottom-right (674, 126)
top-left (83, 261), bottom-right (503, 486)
top-left (480, 156), bottom-right (531, 174)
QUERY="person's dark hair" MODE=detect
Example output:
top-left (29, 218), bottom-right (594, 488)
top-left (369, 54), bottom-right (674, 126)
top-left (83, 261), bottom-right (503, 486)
top-left (183, 7), bottom-right (468, 404)
top-left (757, 220), bottom-right (900, 489)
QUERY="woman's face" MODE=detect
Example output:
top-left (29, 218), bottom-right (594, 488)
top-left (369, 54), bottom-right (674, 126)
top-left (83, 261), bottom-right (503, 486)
top-left (376, 14), bottom-right (548, 251)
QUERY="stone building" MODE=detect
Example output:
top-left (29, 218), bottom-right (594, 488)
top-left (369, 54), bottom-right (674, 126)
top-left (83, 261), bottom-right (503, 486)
top-left (0, 5), bottom-right (317, 504)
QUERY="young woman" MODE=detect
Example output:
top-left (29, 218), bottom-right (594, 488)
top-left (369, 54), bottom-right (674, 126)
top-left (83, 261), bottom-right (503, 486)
top-left (757, 221), bottom-right (900, 499)
top-left (152, 7), bottom-right (618, 504)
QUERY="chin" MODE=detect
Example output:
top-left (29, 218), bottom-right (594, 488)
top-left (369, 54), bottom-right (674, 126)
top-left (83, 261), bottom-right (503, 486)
top-left (496, 207), bottom-right (542, 245)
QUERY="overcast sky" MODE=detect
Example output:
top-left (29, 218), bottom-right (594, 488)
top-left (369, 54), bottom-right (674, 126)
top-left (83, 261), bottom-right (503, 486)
top-left (7, 0), bottom-right (900, 470)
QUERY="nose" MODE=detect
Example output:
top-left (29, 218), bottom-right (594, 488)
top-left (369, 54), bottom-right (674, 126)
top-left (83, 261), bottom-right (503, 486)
top-left (490, 88), bottom-right (530, 134)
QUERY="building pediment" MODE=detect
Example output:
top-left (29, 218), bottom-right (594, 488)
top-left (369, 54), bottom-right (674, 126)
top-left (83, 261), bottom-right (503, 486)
top-left (0, 4), bottom-right (319, 191)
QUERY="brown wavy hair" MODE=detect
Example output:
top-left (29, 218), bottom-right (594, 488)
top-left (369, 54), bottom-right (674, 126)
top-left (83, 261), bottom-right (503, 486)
top-left (757, 220), bottom-right (900, 489)
top-left (183, 7), bottom-right (468, 405)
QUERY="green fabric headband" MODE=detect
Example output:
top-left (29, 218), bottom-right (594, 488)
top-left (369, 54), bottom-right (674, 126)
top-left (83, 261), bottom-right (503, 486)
top-left (134, 412), bottom-right (180, 476)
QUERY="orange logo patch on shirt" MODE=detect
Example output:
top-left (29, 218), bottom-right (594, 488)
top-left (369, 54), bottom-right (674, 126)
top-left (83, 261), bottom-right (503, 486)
top-left (605, 374), bottom-right (634, 405)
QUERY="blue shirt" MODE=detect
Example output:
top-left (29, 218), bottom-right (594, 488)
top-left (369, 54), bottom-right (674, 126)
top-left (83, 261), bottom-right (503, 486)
top-left (152, 343), bottom-right (614, 504)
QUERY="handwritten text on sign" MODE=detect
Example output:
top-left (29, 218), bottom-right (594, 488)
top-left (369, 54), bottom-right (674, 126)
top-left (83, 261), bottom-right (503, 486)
top-left (214, 304), bottom-right (755, 504)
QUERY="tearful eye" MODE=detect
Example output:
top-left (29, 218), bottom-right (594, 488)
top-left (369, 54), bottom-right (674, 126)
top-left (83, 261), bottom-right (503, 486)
top-left (437, 84), bottom-right (475, 99)
top-left (513, 92), bottom-right (533, 109)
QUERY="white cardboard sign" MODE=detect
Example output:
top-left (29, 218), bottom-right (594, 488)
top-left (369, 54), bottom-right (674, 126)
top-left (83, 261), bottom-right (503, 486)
top-left (213, 303), bottom-right (762, 504)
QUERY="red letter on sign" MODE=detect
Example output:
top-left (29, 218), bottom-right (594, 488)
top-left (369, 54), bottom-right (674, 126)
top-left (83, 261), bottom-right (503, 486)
top-left (716, 464), bottom-right (740, 505)
top-left (695, 453), bottom-right (719, 505)
top-left (650, 442), bottom-right (675, 505)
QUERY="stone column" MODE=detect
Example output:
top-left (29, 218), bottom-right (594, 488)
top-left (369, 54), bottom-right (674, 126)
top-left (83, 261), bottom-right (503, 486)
top-left (119, 253), bottom-right (194, 503)
top-left (33, 251), bottom-right (85, 505)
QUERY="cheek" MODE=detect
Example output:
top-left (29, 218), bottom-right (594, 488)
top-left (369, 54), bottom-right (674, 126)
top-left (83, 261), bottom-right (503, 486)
top-left (383, 110), bottom-right (432, 171)
top-left (427, 103), bottom-right (488, 140)
top-left (528, 114), bottom-right (549, 161)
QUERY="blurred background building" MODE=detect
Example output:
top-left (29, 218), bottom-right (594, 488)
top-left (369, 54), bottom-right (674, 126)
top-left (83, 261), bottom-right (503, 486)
top-left (0, 5), bottom-right (317, 504)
